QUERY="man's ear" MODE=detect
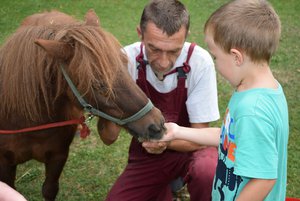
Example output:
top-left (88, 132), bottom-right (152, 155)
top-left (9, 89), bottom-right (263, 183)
top-left (230, 48), bottom-right (243, 66)
top-left (136, 26), bottom-right (142, 40)
top-left (187, 29), bottom-right (191, 37)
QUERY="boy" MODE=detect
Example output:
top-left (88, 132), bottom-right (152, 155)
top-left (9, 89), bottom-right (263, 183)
top-left (160, 0), bottom-right (289, 200)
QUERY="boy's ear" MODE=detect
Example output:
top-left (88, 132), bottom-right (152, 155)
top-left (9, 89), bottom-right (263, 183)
top-left (230, 48), bottom-right (243, 66)
top-left (136, 26), bottom-right (142, 40)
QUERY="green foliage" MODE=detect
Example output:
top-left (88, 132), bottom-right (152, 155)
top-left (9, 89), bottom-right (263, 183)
top-left (1, 0), bottom-right (299, 200)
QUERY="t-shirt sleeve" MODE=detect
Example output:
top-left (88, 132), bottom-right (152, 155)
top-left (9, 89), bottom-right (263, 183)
top-left (233, 116), bottom-right (278, 179)
top-left (186, 51), bottom-right (220, 123)
top-left (123, 43), bottom-right (139, 80)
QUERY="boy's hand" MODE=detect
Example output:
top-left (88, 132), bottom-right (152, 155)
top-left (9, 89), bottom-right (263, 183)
top-left (142, 122), bottom-right (179, 154)
top-left (159, 122), bottom-right (179, 141)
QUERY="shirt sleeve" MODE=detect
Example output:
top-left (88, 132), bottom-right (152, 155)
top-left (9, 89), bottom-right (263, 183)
top-left (186, 47), bottom-right (220, 123)
top-left (233, 115), bottom-right (278, 179)
top-left (123, 43), bottom-right (139, 81)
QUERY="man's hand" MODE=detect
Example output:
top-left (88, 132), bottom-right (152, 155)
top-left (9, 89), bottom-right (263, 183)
top-left (142, 141), bottom-right (169, 154)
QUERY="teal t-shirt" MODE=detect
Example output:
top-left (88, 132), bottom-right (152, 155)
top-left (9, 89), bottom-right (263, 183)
top-left (212, 84), bottom-right (289, 201)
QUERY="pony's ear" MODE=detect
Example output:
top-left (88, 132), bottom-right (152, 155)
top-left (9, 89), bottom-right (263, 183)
top-left (35, 39), bottom-right (74, 60)
top-left (85, 9), bottom-right (100, 27)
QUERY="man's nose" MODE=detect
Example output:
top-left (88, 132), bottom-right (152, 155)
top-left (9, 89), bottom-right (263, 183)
top-left (158, 52), bottom-right (170, 69)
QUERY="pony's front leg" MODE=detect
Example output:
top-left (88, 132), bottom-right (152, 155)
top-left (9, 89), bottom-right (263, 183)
top-left (0, 164), bottom-right (17, 188)
top-left (42, 154), bottom-right (68, 201)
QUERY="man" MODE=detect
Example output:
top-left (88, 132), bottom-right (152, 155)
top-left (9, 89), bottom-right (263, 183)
top-left (103, 0), bottom-right (219, 200)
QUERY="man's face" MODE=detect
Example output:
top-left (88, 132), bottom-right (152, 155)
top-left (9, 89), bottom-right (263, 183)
top-left (141, 22), bottom-right (186, 80)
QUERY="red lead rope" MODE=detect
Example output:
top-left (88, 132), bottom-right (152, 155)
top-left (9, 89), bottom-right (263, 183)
top-left (0, 116), bottom-right (90, 139)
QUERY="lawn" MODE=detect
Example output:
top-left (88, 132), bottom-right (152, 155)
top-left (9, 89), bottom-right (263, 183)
top-left (0, 0), bottom-right (299, 200)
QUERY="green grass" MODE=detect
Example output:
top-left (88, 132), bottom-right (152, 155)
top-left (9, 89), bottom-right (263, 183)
top-left (0, 0), bottom-right (299, 200)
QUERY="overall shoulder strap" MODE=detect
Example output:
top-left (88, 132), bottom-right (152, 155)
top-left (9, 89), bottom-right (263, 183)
top-left (135, 43), bottom-right (147, 69)
top-left (178, 43), bottom-right (196, 78)
top-left (185, 43), bottom-right (196, 64)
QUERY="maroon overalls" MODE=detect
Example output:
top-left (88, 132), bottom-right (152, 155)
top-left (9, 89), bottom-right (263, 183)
top-left (105, 43), bottom-right (217, 201)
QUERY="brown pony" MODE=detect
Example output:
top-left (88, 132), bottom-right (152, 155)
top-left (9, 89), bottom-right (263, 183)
top-left (20, 10), bottom-right (79, 26)
top-left (0, 10), bottom-right (165, 201)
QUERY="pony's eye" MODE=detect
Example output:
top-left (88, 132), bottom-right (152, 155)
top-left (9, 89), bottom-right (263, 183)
top-left (69, 42), bottom-right (75, 48)
top-left (97, 84), bottom-right (110, 97)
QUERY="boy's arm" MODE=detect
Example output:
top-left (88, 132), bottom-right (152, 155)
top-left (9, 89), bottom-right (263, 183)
top-left (236, 178), bottom-right (276, 201)
top-left (161, 122), bottom-right (220, 147)
top-left (144, 123), bottom-right (220, 154)
top-left (166, 122), bottom-right (209, 152)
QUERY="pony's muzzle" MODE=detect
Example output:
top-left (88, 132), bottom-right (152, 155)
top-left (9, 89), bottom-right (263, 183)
top-left (127, 107), bottom-right (166, 142)
top-left (147, 122), bottom-right (166, 140)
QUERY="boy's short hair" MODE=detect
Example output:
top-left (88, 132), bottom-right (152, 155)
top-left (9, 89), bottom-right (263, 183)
top-left (140, 0), bottom-right (190, 37)
top-left (204, 0), bottom-right (281, 63)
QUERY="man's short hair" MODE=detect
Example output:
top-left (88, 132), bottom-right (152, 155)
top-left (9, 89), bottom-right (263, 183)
top-left (205, 0), bottom-right (281, 63)
top-left (140, 0), bottom-right (190, 37)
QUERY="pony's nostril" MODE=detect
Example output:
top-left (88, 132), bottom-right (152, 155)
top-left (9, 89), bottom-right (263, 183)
top-left (148, 124), bottom-right (159, 132)
top-left (148, 123), bottom-right (164, 140)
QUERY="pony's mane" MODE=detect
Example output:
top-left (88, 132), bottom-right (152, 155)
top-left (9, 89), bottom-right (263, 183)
top-left (0, 23), bottom-right (127, 122)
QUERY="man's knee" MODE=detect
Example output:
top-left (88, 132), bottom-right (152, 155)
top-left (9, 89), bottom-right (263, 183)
top-left (189, 147), bottom-right (218, 183)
